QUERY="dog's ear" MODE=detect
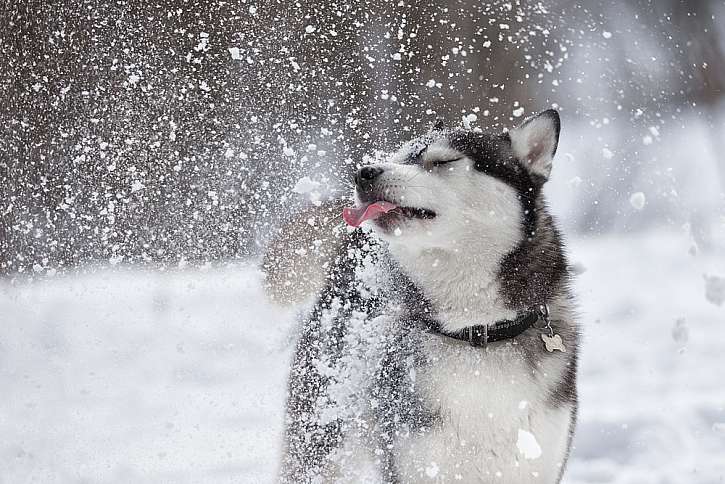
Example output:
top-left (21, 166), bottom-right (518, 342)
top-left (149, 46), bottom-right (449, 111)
top-left (508, 109), bottom-right (560, 180)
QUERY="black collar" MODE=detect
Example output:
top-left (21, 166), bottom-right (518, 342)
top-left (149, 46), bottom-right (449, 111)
top-left (424, 306), bottom-right (547, 347)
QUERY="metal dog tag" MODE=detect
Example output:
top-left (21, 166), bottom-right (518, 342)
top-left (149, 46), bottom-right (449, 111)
top-left (541, 333), bottom-right (566, 353)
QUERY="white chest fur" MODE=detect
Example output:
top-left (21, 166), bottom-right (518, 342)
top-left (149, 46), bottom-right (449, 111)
top-left (388, 246), bottom-right (518, 333)
top-left (393, 338), bottom-right (573, 483)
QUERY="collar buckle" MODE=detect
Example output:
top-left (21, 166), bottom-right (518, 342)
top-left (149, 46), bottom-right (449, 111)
top-left (468, 324), bottom-right (488, 347)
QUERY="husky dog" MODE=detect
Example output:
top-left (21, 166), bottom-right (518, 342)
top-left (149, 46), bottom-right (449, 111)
top-left (278, 110), bottom-right (578, 483)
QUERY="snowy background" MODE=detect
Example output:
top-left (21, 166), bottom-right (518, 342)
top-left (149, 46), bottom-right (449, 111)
top-left (2, 0), bottom-right (725, 482)
top-left (1, 231), bottom-right (724, 483)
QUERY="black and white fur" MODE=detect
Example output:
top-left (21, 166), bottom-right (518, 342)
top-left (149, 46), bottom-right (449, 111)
top-left (280, 110), bottom-right (578, 483)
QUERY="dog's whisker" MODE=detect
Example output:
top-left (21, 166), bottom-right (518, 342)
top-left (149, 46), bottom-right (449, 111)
top-left (404, 171), bottom-right (422, 183)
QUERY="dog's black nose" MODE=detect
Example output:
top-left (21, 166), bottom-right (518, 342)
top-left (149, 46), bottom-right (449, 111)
top-left (355, 166), bottom-right (383, 187)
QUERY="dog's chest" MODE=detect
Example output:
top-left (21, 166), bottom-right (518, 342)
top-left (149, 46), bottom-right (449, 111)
top-left (393, 249), bottom-right (517, 333)
top-left (393, 337), bottom-right (572, 483)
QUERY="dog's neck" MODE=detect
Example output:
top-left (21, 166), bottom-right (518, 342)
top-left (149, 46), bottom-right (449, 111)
top-left (387, 241), bottom-right (517, 333)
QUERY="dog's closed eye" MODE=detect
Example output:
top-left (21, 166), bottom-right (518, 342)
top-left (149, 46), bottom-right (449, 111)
top-left (424, 157), bottom-right (463, 172)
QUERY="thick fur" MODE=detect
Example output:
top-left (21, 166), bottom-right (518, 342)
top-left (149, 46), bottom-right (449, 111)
top-left (278, 110), bottom-right (579, 483)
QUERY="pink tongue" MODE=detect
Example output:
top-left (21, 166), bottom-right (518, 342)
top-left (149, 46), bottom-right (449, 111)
top-left (342, 201), bottom-right (399, 227)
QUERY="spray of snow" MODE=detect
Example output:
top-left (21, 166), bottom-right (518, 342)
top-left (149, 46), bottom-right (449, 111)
top-left (228, 47), bottom-right (242, 60)
top-left (292, 176), bottom-right (321, 194)
top-left (424, 462), bottom-right (440, 478)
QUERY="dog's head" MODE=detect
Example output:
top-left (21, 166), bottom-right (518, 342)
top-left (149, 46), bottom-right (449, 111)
top-left (344, 110), bottom-right (560, 257)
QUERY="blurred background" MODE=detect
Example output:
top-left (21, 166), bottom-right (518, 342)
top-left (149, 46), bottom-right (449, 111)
top-left (3, 0), bottom-right (724, 272)
top-left (1, 0), bottom-right (724, 482)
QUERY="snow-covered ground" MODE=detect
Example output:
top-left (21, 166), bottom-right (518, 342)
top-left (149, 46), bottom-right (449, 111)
top-left (1, 231), bottom-right (723, 483)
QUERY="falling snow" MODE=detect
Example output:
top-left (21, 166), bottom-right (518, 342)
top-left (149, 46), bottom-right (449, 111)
top-left (629, 192), bottom-right (646, 210)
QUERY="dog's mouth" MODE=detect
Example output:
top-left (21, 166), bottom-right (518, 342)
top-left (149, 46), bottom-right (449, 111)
top-left (342, 201), bottom-right (436, 228)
